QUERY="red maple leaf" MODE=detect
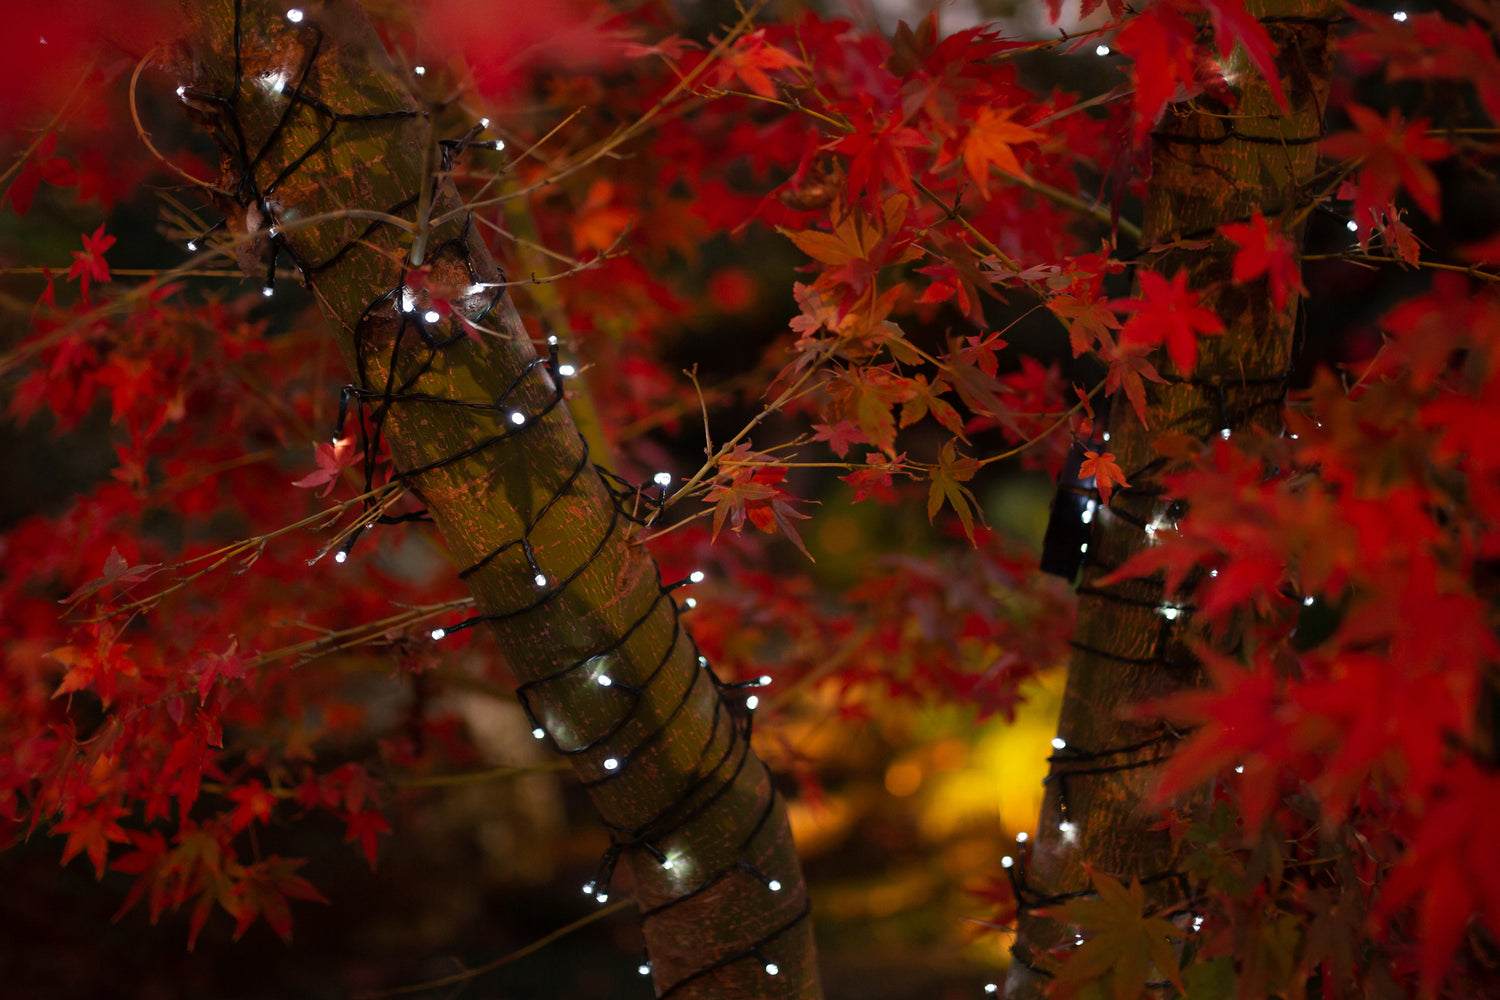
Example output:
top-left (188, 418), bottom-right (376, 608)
top-left (1322, 104), bottom-right (1452, 231)
top-left (1377, 760), bottom-right (1500, 998)
top-left (704, 459), bottom-right (814, 560)
top-left (67, 223), bottom-right (115, 302)
top-left (811, 419), bottom-right (866, 457)
top-left (344, 809), bottom-right (392, 870)
top-left (829, 112), bottom-right (929, 202)
top-left (230, 856), bottom-right (329, 943)
top-left (1202, 0), bottom-right (1287, 111)
top-left (291, 437), bottom-right (364, 497)
top-left (720, 29), bottom-right (805, 98)
top-left (1219, 210), bottom-right (1307, 309)
top-left (227, 781), bottom-right (276, 834)
top-left (56, 802), bottom-right (130, 879)
top-left (1113, 5), bottom-right (1199, 143)
top-left (1079, 450), bottom-right (1129, 506)
top-left (1116, 270), bottom-right (1226, 374)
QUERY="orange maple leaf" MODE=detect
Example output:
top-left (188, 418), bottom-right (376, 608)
top-left (1079, 449), bottom-right (1128, 505)
top-left (961, 108), bottom-right (1043, 194)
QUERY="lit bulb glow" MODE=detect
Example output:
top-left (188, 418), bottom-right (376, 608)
top-left (1220, 427), bottom-right (1232, 440)
top-left (1080, 543), bottom-right (1088, 553)
top-left (1095, 44), bottom-right (1110, 56)
top-left (286, 8), bottom-right (304, 21)
top-left (401, 288), bottom-right (415, 312)
top-left (768, 879), bottom-right (782, 892)
top-left (532, 727), bottom-right (545, 739)
top-left (510, 411), bottom-right (526, 426)
top-left (759, 675), bottom-right (773, 686)
top-left (534, 573), bottom-right (548, 587)
top-left (662, 858), bottom-right (674, 870)
top-left (1081, 500), bottom-right (1096, 525)
top-left (985, 986), bottom-right (999, 996)
top-left (176, 85), bottom-right (187, 98)
top-left (1347, 220), bottom-right (1359, 232)
top-left (548, 334), bottom-right (558, 345)
top-left (654, 471), bottom-right (673, 487)
top-left (334, 550), bottom-right (347, 564)
top-left (1001, 856), bottom-right (1014, 868)
top-left (765, 963), bottom-right (779, 976)
top-left (638, 963), bottom-right (651, 976)
top-left (414, 65), bottom-right (426, 76)
top-left (1051, 737), bottom-right (1067, 750)
top-left (1210, 568), bottom-right (1219, 578)
top-left (583, 882), bottom-right (595, 895)
top-left (558, 364), bottom-right (576, 377)
top-left (1303, 595), bottom-right (1315, 607)
top-left (262, 285), bottom-right (275, 297)
top-left (1103, 432), bottom-right (1111, 442)
top-left (1059, 820), bottom-right (1078, 843)
top-left (186, 240), bottom-right (197, 251)
top-left (1016, 831), bottom-right (1029, 843)
top-left (1161, 606), bottom-right (1181, 621)
top-left (684, 597), bottom-right (697, 609)
top-left (431, 628), bottom-right (446, 640)
top-left (1393, 10), bottom-right (1407, 20)
top-left (1192, 915), bottom-right (1205, 931)
top-left (745, 695), bottom-right (759, 711)
top-left (423, 309), bottom-right (441, 324)
top-left (596, 892), bottom-right (609, 903)
top-left (480, 117), bottom-right (490, 128)
top-left (689, 570), bottom-right (706, 583)
top-left (1235, 764), bottom-right (1245, 774)
top-left (597, 674), bottom-right (613, 687)
top-left (603, 757), bottom-right (619, 770)
top-left (698, 656), bottom-right (708, 667)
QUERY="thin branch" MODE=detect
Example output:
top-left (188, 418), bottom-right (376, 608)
top-left (354, 898), bottom-right (634, 998)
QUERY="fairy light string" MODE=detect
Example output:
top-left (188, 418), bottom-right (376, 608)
top-left (1027, 266), bottom-right (1296, 988)
top-left (183, 1), bottom-right (809, 991)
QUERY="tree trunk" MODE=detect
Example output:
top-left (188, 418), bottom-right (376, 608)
top-left (176, 2), bottom-right (820, 996)
top-left (1005, 4), bottom-right (1337, 995)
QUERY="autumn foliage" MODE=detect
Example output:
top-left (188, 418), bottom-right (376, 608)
top-left (2, 0), bottom-right (1500, 997)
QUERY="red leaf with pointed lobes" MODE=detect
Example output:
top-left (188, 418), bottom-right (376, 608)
top-left (841, 454), bottom-right (904, 503)
top-left (1220, 210), bottom-right (1307, 310)
top-left (227, 781), bottom-right (276, 834)
top-left (1079, 450), bottom-right (1129, 506)
top-left (67, 224), bottom-right (115, 302)
top-left (1202, 0), bottom-right (1287, 111)
top-left (1116, 270), bottom-right (1226, 375)
top-left (56, 803), bottom-right (129, 879)
top-left (1322, 104), bottom-right (1451, 233)
top-left (1113, 5), bottom-right (1200, 143)
top-left (719, 28), bottom-right (805, 99)
top-left (344, 810), bottom-right (392, 870)
top-left (291, 437), bottom-right (363, 497)
top-left (1377, 761), bottom-right (1500, 998)
top-left (811, 419), bottom-right (865, 458)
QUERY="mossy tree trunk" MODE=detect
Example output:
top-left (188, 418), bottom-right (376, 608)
top-left (1004, 4), bottom-right (1337, 996)
top-left (176, 2), bottom-right (820, 996)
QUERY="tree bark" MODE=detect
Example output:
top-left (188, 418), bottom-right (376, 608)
top-left (176, 2), bottom-right (820, 996)
top-left (1005, 4), bottom-right (1337, 995)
